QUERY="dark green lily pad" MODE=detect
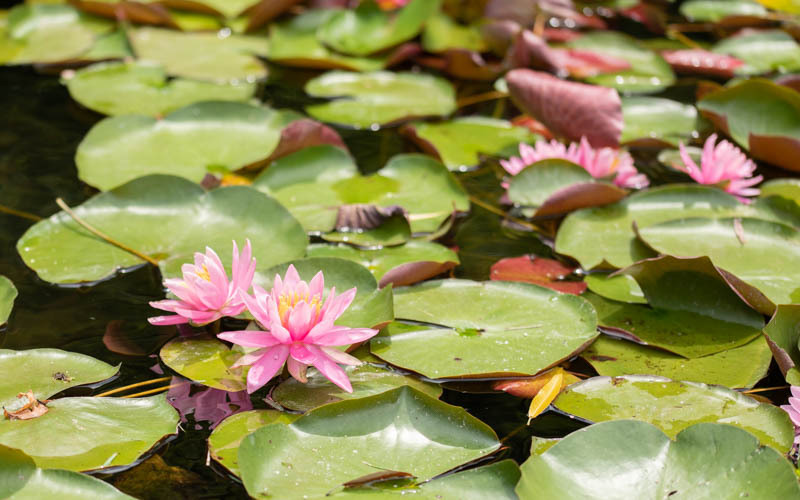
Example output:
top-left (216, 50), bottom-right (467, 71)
top-left (620, 97), bottom-right (698, 146)
top-left (713, 30), bottom-right (800, 75)
top-left (252, 146), bottom-right (469, 234)
top-left (637, 217), bottom-right (800, 305)
top-left (582, 335), bottom-right (772, 389)
top-left (238, 386), bottom-right (501, 499)
top-left (316, 0), bottom-right (440, 56)
top-left (304, 71), bottom-right (457, 128)
top-left (254, 257), bottom-right (393, 329)
top-left (516, 420), bottom-right (800, 499)
top-left (159, 337), bottom-right (246, 392)
top-left (0, 394), bottom-right (178, 471)
top-left (762, 304), bottom-right (800, 385)
top-left (584, 273), bottom-right (646, 304)
top-left (680, 0), bottom-right (767, 21)
top-left (129, 27), bottom-right (269, 83)
top-left (421, 12), bottom-right (486, 53)
top-left (17, 175), bottom-right (307, 284)
top-left (208, 410), bottom-right (299, 477)
top-left (371, 279), bottom-right (598, 379)
top-left (760, 178), bottom-right (800, 204)
top-left (0, 349), bottom-right (118, 408)
top-left (553, 375), bottom-right (793, 452)
top-left (1, 445), bottom-right (133, 499)
top-left (0, 276), bottom-right (16, 325)
top-left (63, 61), bottom-right (257, 117)
top-left (406, 117), bottom-right (537, 171)
top-left (76, 101), bottom-right (286, 190)
top-left (306, 241), bottom-right (459, 286)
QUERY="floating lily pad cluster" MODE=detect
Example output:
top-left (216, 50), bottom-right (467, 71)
top-left (4, 0), bottom-right (800, 497)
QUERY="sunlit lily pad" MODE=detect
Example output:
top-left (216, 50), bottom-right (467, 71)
top-left (584, 273), bottom-right (646, 304)
top-left (763, 304), bottom-right (800, 385)
top-left (254, 258), bottom-right (393, 329)
top-left (0, 276), bottom-right (16, 325)
top-left (371, 279), bottom-right (597, 379)
top-left (405, 117), bottom-right (537, 171)
top-left (63, 61), bottom-right (257, 117)
top-left (713, 30), bottom-right (800, 75)
top-left (304, 71), bottom-right (457, 128)
top-left (129, 27), bottom-right (268, 83)
top-left (0, 349), bottom-right (118, 408)
top-left (0, 394), bottom-right (178, 471)
top-left (553, 375), bottom-right (793, 452)
top-left (238, 386), bottom-right (501, 499)
top-left (516, 420), bottom-right (800, 499)
top-left (160, 337), bottom-right (246, 392)
top-left (421, 11), bottom-right (486, 53)
top-left (208, 410), bottom-right (299, 477)
top-left (760, 178), bottom-right (800, 204)
top-left (17, 175), bottom-right (308, 284)
top-left (1, 444), bottom-right (133, 499)
top-left (316, 0), bottom-right (440, 56)
top-left (620, 97), bottom-right (698, 146)
top-left (253, 146), bottom-right (469, 234)
top-left (680, 0), bottom-right (767, 21)
top-left (306, 241), bottom-right (459, 287)
top-left (581, 335), bottom-right (772, 389)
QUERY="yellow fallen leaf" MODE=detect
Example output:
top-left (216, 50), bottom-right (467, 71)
top-left (528, 370), bottom-right (564, 423)
top-left (495, 367), bottom-right (580, 398)
top-left (755, 0), bottom-right (800, 14)
top-left (220, 173), bottom-right (252, 186)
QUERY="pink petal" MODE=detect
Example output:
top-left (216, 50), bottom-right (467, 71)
top-left (312, 326), bottom-right (379, 346)
top-left (218, 330), bottom-right (282, 348)
top-left (308, 271), bottom-right (325, 299)
top-left (321, 346), bottom-right (361, 366)
top-left (283, 264), bottom-right (301, 289)
top-left (287, 357), bottom-right (308, 383)
top-left (240, 290), bottom-right (271, 328)
top-left (791, 386), bottom-right (800, 399)
top-left (290, 343), bottom-right (318, 364)
top-left (312, 353), bottom-right (353, 393)
top-left (246, 345), bottom-right (289, 393)
top-left (321, 287), bottom-right (356, 321)
top-left (231, 349), bottom-right (267, 369)
top-left (148, 315), bottom-right (189, 326)
top-left (286, 301), bottom-right (314, 339)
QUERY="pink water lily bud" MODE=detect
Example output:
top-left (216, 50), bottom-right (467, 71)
top-left (677, 134), bottom-right (762, 202)
top-left (219, 265), bottom-right (378, 394)
top-left (148, 240), bottom-right (256, 326)
top-left (501, 137), bottom-right (649, 189)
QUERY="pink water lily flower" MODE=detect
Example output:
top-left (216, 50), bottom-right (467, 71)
top-left (781, 386), bottom-right (800, 446)
top-left (678, 134), bottom-right (762, 201)
top-left (218, 265), bottom-right (378, 393)
top-left (149, 240), bottom-right (256, 326)
top-left (501, 137), bottom-right (649, 189)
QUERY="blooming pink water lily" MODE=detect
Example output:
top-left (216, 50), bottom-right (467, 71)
top-left (500, 137), bottom-right (649, 189)
top-left (678, 134), bottom-right (762, 201)
top-left (781, 386), bottom-right (800, 446)
top-left (218, 265), bottom-right (378, 393)
top-left (149, 240), bottom-right (256, 326)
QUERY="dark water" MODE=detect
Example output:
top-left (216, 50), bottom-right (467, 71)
top-left (0, 65), bottom-right (583, 498)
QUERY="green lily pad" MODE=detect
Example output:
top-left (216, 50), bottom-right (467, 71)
top-left (304, 71), bottom-right (457, 128)
top-left (680, 0), bottom-right (767, 21)
top-left (163, 0), bottom-right (261, 19)
top-left (581, 335), bottom-right (772, 389)
top-left (762, 304), bottom-right (800, 385)
top-left (76, 101), bottom-right (285, 190)
top-left (555, 184), bottom-right (797, 270)
top-left (17, 175), bottom-right (307, 284)
top-left (584, 273), bottom-right (646, 304)
top-left (208, 410), bottom-right (299, 477)
top-left (237, 386), bottom-right (501, 499)
top-left (406, 117), bottom-right (537, 171)
top-left (637, 217), bottom-right (800, 305)
top-left (760, 178), bottom-right (800, 204)
top-left (0, 276), bottom-right (16, 325)
top-left (1, 445), bottom-right (133, 499)
top-left (252, 146), bottom-right (469, 234)
top-left (0, 394), bottom-right (178, 471)
top-left (516, 420), bottom-right (800, 499)
top-left (371, 279), bottom-right (597, 379)
top-left (553, 375), bottom-right (793, 452)
top-left (321, 214), bottom-right (412, 248)
top-left (0, 349), bottom-right (118, 408)
top-left (713, 30), bottom-right (800, 75)
top-left (159, 337), bottom-right (246, 392)
top-left (306, 241), bottom-right (459, 286)
top-left (565, 32), bottom-right (675, 94)
top-left (620, 97), bottom-right (698, 146)
top-left (316, 0), bottom-right (441, 57)
top-left (80, 29), bottom-right (132, 61)
top-left (129, 27), bottom-right (268, 83)
top-left (63, 61), bottom-right (257, 117)
top-left (421, 12), bottom-right (486, 53)
top-left (254, 257), bottom-right (393, 329)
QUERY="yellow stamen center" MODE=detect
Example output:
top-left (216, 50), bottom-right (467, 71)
top-left (278, 291), bottom-right (322, 327)
top-left (195, 264), bottom-right (211, 282)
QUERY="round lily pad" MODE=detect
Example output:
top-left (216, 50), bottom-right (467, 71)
top-left (581, 335), bottom-right (772, 389)
top-left (17, 175), bottom-right (308, 284)
top-left (406, 117), bottom-right (537, 171)
top-left (713, 30), bottom-right (800, 75)
top-left (237, 386), bottom-right (501, 499)
top-left (0, 276), bottom-right (17, 325)
top-left (76, 101), bottom-right (285, 190)
top-left (252, 146), bottom-right (469, 234)
top-left (0, 394), bottom-right (178, 471)
top-left (516, 420), bottom-right (800, 499)
top-left (304, 71), bottom-right (457, 128)
top-left (160, 337), bottom-right (246, 392)
top-left (208, 410), bottom-right (299, 477)
top-left (553, 375), bottom-right (794, 452)
top-left (620, 97), bottom-right (698, 146)
top-left (64, 61), bottom-right (257, 117)
top-left (680, 0), bottom-right (767, 21)
top-left (0, 349), bottom-right (118, 408)
top-left (371, 279), bottom-right (598, 379)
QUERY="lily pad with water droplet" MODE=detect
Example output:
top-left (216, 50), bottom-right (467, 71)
top-left (620, 97), bottom-right (699, 146)
top-left (713, 29), bottom-right (800, 75)
top-left (160, 337), bottom-right (247, 392)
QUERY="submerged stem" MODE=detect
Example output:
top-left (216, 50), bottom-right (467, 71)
top-left (468, 195), bottom-right (543, 233)
top-left (121, 382), bottom-right (186, 398)
top-left (94, 377), bottom-right (171, 397)
top-left (0, 204), bottom-right (41, 221)
top-left (457, 91), bottom-right (508, 109)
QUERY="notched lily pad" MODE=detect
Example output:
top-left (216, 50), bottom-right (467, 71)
top-left (159, 337), bottom-right (247, 392)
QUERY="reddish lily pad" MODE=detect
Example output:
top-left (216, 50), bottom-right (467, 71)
top-left (490, 255), bottom-right (586, 295)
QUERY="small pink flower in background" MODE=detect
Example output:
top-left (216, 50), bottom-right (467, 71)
top-left (501, 137), bottom-right (650, 189)
top-left (376, 0), bottom-right (410, 9)
top-left (149, 240), bottom-right (256, 326)
top-left (219, 265), bottom-right (378, 394)
top-left (781, 386), bottom-right (800, 446)
top-left (678, 134), bottom-right (762, 201)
